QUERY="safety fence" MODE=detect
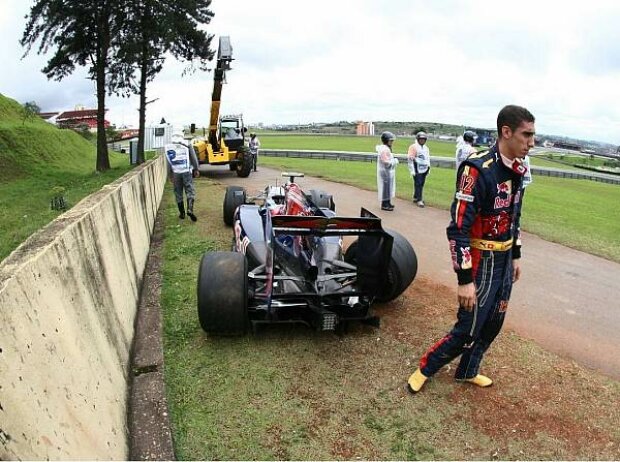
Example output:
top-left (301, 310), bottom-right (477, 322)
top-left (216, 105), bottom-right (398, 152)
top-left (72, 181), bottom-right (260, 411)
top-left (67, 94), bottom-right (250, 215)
top-left (261, 149), bottom-right (620, 186)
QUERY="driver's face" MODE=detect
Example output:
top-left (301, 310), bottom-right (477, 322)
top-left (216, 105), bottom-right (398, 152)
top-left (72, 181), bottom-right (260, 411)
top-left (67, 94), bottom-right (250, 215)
top-left (503, 121), bottom-right (535, 159)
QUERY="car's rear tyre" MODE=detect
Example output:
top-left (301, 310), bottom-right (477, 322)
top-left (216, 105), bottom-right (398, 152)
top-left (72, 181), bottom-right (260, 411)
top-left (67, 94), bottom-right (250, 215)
top-left (308, 189), bottom-right (336, 212)
top-left (223, 186), bottom-right (246, 226)
top-left (345, 230), bottom-right (417, 303)
top-left (197, 251), bottom-right (248, 335)
top-left (381, 229), bottom-right (418, 302)
top-left (235, 146), bottom-right (253, 178)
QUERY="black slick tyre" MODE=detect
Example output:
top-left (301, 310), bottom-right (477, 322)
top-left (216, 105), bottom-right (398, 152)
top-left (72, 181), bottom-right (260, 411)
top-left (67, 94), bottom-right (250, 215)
top-left (345, 230), bottom-right (417, 303)
top-left (378, 229), bottom-right (417, 302)
top-left (223, 185), bottom-right (246, 226)
top-left (197, 251), bottom-right (248, 335)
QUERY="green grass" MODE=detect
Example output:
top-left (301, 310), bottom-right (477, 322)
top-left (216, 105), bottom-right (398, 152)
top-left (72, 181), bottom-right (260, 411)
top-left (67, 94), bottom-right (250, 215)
top-left (161, 180), bottom-right (620, 460)
top-left (0, 93), bottom-right (151, 261)
top-left (260, 134), bottom-right (457, 158)
top-left (255, 155), bottom-right (620, 263)
top-left (532, 151), bottom-right (620, 172)
top-left (527, 155), bottom-right (583, 171)
top-left (261, 134), bottom-right (620, 173)
top-left (162, 184), bottom-right (490, 460)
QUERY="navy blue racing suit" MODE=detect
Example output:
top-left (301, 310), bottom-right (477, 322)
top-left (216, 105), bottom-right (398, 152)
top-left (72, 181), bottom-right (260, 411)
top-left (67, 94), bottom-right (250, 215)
top-left (419, 144), bottom-right (527, 380)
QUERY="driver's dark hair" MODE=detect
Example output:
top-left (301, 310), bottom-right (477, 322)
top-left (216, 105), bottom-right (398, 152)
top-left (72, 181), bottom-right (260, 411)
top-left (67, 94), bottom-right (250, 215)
top-left (497, 105), bottom-right (535, 134)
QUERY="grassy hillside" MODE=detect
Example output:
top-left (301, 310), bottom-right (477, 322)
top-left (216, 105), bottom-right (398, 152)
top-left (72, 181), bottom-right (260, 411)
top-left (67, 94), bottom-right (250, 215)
top-left (0, 94), bottom-right (101, 180)
top-left (0, 93), bottom-right (140, 261)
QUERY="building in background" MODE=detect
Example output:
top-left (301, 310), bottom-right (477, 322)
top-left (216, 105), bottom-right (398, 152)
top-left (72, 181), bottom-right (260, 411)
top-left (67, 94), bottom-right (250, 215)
top-left (356, 121), bottom-right (374, 136)
top-left (56, 108), bottom-right (110, 130)
top-left (145, 121), bottom-right (173, 150)
top-left (117, 129), bottom-right (139, 140)
top-left (38, 111), bottom-right (60, 124)
top-left (40, 105), bottom-right (111, 131)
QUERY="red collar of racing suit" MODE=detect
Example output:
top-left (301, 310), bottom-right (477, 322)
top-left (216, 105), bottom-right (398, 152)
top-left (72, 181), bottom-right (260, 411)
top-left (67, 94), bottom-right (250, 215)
top-left (497, 149), bottom-right (528, 177)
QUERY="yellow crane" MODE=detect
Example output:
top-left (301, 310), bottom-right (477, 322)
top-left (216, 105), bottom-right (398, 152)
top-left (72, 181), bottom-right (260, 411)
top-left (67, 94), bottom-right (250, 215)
top-left (192, 36), bottom-right (252, 177)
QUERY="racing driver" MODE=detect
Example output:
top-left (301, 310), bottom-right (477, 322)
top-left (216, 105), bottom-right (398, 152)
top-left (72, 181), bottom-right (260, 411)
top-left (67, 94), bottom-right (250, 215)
top-left (408, 105), bottom-right (536, 393)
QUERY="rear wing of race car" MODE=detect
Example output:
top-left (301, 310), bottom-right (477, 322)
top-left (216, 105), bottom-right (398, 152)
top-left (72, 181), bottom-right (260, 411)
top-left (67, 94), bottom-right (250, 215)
top-left (269, 213), bottom-right (385, 235)
top-left (257, 208), bottom-right (393, 306)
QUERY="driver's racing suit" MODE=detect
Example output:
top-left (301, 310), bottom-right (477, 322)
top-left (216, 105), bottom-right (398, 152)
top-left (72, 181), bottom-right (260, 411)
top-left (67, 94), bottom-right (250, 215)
top-left (418, 144), bottom-right (527, 380)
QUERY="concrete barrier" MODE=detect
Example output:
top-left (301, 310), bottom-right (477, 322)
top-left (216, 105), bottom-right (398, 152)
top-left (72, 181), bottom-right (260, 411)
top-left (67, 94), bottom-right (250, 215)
top-left (0, 155), bottom-right (167, 460)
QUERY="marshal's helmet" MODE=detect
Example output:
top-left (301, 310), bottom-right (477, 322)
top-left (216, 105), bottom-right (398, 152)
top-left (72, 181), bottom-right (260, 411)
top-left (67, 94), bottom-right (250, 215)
top-left (380, 131), bottom-right (396, 144)
top-left (416, 131), bottom-right (428, 140)
top-left (463, 130), bottom-right (476, 143)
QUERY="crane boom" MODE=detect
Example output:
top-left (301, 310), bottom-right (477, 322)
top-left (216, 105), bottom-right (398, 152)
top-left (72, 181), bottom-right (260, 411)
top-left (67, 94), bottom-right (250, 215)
top-left (208, 36), bottom-right (234, 151)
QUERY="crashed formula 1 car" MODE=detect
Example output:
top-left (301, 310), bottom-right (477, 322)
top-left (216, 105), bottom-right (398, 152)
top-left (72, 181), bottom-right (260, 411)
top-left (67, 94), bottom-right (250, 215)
top-left (197, 172), bottom-right (418, 335)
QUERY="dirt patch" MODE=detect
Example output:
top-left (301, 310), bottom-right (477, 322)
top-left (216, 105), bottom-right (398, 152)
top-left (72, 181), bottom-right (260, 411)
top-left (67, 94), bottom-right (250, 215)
top-left (376, 276), bottom-right (620, 459)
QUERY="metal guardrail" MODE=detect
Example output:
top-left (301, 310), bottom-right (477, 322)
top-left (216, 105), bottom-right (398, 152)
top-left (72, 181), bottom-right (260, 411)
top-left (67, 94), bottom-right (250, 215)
top-left (261, 149), bottom-right (620, 185)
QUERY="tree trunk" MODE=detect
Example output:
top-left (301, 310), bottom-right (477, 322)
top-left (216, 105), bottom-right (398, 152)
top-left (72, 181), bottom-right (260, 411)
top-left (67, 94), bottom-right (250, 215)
top-left (137, 47), bottom-right (148, 165)
top-left (95, 2), bottom-right (111, 172)
top-left (96, 61), bottom-right (110, 172)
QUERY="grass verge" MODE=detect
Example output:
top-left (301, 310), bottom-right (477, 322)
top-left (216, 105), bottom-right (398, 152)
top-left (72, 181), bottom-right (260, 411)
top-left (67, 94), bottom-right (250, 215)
top-left (0, 93), bottom-right (156, 261)
top-left (256, 156), bottom-right (620, 263)
top-left (259, 134), bottom-right (620, 172)
top-left (0, 150), bottom-right (153, 261)
top-left (161, 178), bottom-right (620, 460)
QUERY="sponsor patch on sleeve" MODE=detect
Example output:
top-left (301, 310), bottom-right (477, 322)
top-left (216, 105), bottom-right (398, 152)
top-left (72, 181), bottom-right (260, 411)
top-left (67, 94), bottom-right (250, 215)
top-left (455, 191), bottom-right (474, 202)
top-left (461, 246), bottom-right (472, 269)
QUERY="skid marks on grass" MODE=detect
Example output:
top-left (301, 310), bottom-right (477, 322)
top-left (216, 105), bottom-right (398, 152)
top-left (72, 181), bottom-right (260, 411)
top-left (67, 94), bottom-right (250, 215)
top-left (265, 424), bottom-right (289, 461)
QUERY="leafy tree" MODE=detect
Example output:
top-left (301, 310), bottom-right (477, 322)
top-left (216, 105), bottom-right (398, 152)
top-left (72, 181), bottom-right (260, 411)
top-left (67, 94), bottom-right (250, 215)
top-left (22, 101), bottom-right (41, 125)
top-left (21, 0), bottom-right (126, 172)
top-left (75, 123), bottom-right (95, 140)
top-left (117, 0), bottom-right (215, 164)
top-left (106, 125), bottom-right (120, 142)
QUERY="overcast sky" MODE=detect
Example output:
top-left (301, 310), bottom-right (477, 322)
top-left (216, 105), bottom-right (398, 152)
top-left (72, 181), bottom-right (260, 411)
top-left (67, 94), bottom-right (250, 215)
top-left (2, 0), bottom-right (620, 145)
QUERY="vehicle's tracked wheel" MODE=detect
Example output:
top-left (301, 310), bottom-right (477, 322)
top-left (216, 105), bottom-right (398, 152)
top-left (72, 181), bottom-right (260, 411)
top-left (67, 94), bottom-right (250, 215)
top-left (223, 185), bottom-right (246, 226)
top-left (345, 230), bottom-right (417, 303)
top-left (197, 251), bottom-right (248, 335)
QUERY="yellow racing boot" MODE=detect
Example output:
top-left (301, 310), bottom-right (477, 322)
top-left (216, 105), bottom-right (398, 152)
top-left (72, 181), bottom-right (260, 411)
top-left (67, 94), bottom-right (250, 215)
top-left (461, 374), bottom-right (493, 387)
top-left (407, 368), bottom-right (428, 394)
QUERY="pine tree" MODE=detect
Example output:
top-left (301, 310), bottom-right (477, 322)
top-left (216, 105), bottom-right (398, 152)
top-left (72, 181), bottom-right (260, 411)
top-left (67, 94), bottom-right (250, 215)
top-left (21, 0), bottom-right (127, 172)
top-left (117, 0), bottom-right (215, 164)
